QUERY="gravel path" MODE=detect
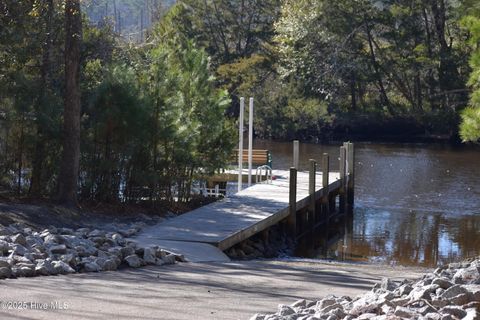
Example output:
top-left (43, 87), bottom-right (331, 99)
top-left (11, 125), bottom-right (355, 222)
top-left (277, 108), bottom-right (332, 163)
top-left (0, 260), bottom-right (427, 320)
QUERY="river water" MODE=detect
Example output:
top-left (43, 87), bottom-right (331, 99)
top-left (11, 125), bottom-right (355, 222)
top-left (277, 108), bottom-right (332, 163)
top-left (252, 139), bottom-right (480, 267)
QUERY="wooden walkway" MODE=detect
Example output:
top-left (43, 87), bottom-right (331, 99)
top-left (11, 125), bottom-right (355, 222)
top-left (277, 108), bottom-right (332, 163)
top-left (143, 170), bottom-right (340, 250)
top-left (133, 143), bottom-right (355, 261)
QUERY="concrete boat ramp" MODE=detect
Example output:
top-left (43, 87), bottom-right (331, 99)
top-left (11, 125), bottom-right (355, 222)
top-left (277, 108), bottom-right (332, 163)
top-left (132, 169), bottom-right (342, 262)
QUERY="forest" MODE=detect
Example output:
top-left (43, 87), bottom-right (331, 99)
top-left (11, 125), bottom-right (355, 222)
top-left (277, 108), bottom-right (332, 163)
top-left (0, 0), bottom-right (479, 207)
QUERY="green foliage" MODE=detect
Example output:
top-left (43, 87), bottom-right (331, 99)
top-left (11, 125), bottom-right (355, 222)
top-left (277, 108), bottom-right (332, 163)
top-left (460, 15), bottom-right (480, 142)
top-left (273, 0), bottom-right (471, 137)
top-left (143, 39), bottom-right (235, 202)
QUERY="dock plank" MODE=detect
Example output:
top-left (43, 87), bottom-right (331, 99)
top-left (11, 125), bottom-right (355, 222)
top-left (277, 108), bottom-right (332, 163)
top-left (134, 170), bottom-right (341, 255)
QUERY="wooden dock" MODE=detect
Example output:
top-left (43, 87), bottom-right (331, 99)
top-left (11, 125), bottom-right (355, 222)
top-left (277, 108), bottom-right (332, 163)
top-left (134, 143), bottom-right (355, 260)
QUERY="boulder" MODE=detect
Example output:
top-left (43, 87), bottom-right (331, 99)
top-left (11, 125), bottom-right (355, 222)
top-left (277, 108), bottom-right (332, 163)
top-left (99, 259), bottom-right (117, 271)
top-left (440, 285), bottom-right (468, 300)
top-left (35, 260), bottom-right (56, 276)
top-left (12, 233), bottom-right (27, 246)
top-left (439, 306), bottom-right (467, 319)
top-left (83, 261), bottom-right (101, 272)
top-left (88, 229), bottom-right (106, 238)
top-left (432, 277), bottom-right (453, 289)
top-left (49, 244), bottom-right (67, 255)
top-left (277, 305), bottom-right (295, 316)
top-left (10, 244), bottom-right (28, 256)
top-left (124, 254), bottom-right (142, 268)
top-left (161, 253), bottom-right (176, 265)
top-left (52, 261), bottom-right (75, 274)
top-left (0, 266), bottom-right (11, 278)
top-left (453, 266), bottom-right (480, 284)
top-left (143, 247), bottom-right (156, 265)
top-left (121, 246), bottom-right (135, 258)
top-left (0, 240), bottom-right (10, 253)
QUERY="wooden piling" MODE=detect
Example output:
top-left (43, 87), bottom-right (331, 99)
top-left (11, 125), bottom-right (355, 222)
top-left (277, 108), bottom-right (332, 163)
top-left (309, 159), bottom-right (316, 230)
top-left (347, 142), bottom-right (355, 212)
top-left (339, 146), bottom-right (346, 213)
top-left (293, 140), bottom-right (299, 169)
top-left (288, 167), bottom-right (297, 237)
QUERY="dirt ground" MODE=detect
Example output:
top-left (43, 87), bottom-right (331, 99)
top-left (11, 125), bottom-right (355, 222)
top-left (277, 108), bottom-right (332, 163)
top-left (0, 259), bottom-right (429, 320)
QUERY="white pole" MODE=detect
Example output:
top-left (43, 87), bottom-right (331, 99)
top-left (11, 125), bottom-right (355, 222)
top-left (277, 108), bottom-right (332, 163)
top-left (293, 140), bottom-right (299, 169)
top-left (248, 97), bottom-right (254, 186)
top-left (238, 97), bottom-right (245, 192)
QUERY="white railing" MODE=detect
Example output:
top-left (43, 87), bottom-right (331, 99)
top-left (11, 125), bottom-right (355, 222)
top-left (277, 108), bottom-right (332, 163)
top-left (256, 165), bottom-right (273, 184)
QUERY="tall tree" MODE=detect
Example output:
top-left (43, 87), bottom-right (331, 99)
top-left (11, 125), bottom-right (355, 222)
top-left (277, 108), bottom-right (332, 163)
top-left (58, 0), bottom-right (83, 206)
top-left (460, 15), bottom-right (480, 142)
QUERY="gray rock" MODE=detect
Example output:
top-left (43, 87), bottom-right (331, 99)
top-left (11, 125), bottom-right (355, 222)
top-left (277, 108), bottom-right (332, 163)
top-left (432, 277), bottom-right (453, 289)
top-left (88, 229), bottom-right (106, 238)
top-left (10, 244), bottom-right (28, 256)
top-left (291, 300), bottom-right (307, 308)
top-left (424, 312), bottom-right (442, 320)
top-left (394, 306), bottom-right (419, 318)
top-left (75, 228), bottom-right (90, 236)
top-left (14, 265), bottom-right (35, 277)
top-left (0, 266), bottom-right (11, 278)
top-left (121, 246), bottom-right (135, 258)
top-left (100, 259), bottom-right (117, 271)
top-left (408, 284), bottom-right (438, 301)
top-left (112, 233), bottom-right (125, 245)
top-left (356, 313), bottom-right (378, 320)
top-left (277, 304), bottom-right (295, 316)
top-left (395, 283), bottom-right (413, 296)
top-left (124, 254), bottom-right (142, 268)
top-left (464, 308), bottom-right (478, 320)
top-left (439, 305), bottom-right (467, 319)
top-left (0, 240), bottom-right (10, 253)
top-left (143, 247), bottom-right (156, 265)
top-left (83, 261), bottom-right (101, 272)
top-left (161, 253), bottom-right (176, 265)
top-left (450, 293), bottom-right (471, 306)
top-left (0, 226), bottom-right (12, 236)
top-left (12, 233), bottom-right (27, 246)
top-left (417, 304), bottom-right (437, 316)
top-left (463, 284), bottom-right (480, 301)
top-left (316, 298), bottom-right (336, 311)
top-left (391, 297), bottom-right (410, 306)
top-left (35, 260), bottom-right (56, 276)
top-left (0, 257), bottom-right (11, 268)
top-left (59, 228), bottom-right (74, 235)
top-left (75, 245), bottom-right (97, 257)
top-left (453, 266), bottom-right (480, 284)
top-left (26, 235), bottom-right (43, 247)
top-left (44, 234), bottom-right (64, 246)
top-left (52, 261), bottom-right (75, 274)
top-left (60, 253), bottom-right (76, 266)
top-left (49, 244), bottom-right (67, 255)
top-left (320, 303), bottom-right (342, 314)
top-left (440, 285), bottom-right (468, 299)
top-left (380, 277), bottom-right (398, 292)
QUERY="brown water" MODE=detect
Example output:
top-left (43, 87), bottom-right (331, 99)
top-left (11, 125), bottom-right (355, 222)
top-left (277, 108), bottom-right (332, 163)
top-left (253, 139), bottom-right (480, 267)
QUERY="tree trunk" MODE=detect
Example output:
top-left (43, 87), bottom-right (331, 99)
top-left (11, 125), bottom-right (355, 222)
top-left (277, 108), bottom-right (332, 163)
top-left (30, 0), bottom-right (54, 197)
top-left (350, 70), bottom-right (357, 111)
top-left (364, 18), bottom-right (393, 114)
top-left (58, 0), bottom-right (82, 207)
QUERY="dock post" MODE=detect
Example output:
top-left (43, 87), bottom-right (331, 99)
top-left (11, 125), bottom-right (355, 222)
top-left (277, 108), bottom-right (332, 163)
top-left (293, 140), bottom-right (299, 169)
top-left (309, 159), bottom-right (316, 230)
top-left (339, 146), bottom-right (346, 213)
top-left (321, 153), bottom-right (330, 254)
top-left (248, 97), bottom-right (254, 187)
top-left (238, 97), bottom-right (245, 192)
top-left (347, 142), bottom-right (355, 213)
top-left (322, 153), bottom-right (330, 213)
top-left (288, 167), bottom-right (297, 237)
